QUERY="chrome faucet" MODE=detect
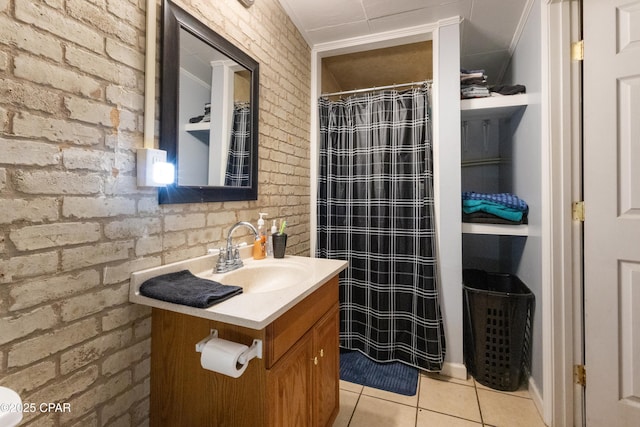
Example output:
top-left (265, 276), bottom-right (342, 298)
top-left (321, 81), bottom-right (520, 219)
top-left (216, 221), bottom-right (259, 273)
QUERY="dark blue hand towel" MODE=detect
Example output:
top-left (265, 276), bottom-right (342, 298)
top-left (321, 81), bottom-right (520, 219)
top-left (139, 270), bottom-right (242, 308)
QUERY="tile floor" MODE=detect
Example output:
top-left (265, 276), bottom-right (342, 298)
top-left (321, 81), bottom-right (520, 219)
top-left (334, 373), bottom-right (547, 427)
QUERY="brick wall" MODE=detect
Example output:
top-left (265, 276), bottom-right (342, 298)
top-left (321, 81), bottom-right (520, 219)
top-left (0, 0), bottom-right (311, 424)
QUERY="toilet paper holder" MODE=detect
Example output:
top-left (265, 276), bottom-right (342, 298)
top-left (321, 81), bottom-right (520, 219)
top-left (195, 329), bottom-right (263, 364)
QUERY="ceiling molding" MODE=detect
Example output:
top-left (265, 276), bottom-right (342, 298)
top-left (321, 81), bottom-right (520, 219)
top-left (312, 21), bottom-right (440, 57)
top-left (497, 0), bottom-right (536, 82)
top-left (510, 0), bottom-right (537, 55)
top-left (439, 16), bottom-right (463, 27)
top-left (277, 0), bottom-right (314, 46)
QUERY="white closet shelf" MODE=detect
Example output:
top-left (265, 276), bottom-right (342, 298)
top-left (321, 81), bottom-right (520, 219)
top-left (460, 93), bottom-right (529, 120)
top-left (184, 122), bottom-right (210, 144)
top-left (462, 222), bottom-right (528, 236)
top-left (184, 122), bottom-right (210, 132)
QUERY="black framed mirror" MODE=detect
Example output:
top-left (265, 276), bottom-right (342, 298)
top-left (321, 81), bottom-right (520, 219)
top-left (159, 0), bottom-right (259, 204)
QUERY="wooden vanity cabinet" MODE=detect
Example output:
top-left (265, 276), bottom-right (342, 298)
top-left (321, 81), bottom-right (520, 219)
top-left (312, 305), bottom-right (340, 427)
top-left (267, 305), bottom-right (339, 427)
top-left (149, 275), bottom-right (340, 427)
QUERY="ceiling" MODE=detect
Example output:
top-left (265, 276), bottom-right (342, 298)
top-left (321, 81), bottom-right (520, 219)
top-left (181, 29), bottom-right (231, 84)
top-left (278, 0), bottom-right (532, 85)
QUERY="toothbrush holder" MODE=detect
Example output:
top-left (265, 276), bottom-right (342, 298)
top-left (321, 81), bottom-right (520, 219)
top-left (272, 233), bottom-right (287, 258)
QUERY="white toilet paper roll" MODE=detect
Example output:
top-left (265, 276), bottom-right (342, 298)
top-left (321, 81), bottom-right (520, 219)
top-left (200, 338), bottom-right (249, 378)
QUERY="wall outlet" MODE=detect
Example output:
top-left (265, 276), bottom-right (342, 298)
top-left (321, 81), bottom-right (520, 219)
top-left (137, 148), bottom-right (174, 187)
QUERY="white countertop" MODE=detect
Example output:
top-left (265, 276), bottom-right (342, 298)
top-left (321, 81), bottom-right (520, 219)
top-left (129, 254), bottom-right (347, 330)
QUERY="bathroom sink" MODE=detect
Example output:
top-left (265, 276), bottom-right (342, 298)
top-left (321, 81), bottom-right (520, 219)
top-left (131, 253), bottom-right (348, 329)
top-left (205, 258), bottom-right (309, 294)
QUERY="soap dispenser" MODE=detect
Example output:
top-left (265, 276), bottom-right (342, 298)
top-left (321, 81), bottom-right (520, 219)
top-left (253, 213), bottom-right (267, 260)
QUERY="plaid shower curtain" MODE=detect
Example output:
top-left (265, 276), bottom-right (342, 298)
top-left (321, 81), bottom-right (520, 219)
top-left (224, 103), bottom-right (251, 187)
top-left (317, 88), bottom-right (445, 371)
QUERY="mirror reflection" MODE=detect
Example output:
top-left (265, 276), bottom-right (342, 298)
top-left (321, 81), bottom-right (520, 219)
top-left (178, 29), bottom-right (252, 187)
top-left (159, 0), bottom-right (259, 204)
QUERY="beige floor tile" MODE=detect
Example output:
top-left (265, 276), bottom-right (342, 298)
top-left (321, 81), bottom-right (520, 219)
top-left (348, 395), bottom-right (417, 427)
top-left (477, 389), bottom-right (546, 427)
top-left (340, 380), bottom-right (364, 394)
top-left (333, 389), bottom-right (360, 427)
top-left (423, 371), bottom-right (475, 387)
top-left (416, 409), bottom-right (483, 427)
top-left (474, 378), bottom-right (532, 399)
top-left (418, 376), bottom-right (481, 423)
top-left (361, 378), bottom-right (419, 406)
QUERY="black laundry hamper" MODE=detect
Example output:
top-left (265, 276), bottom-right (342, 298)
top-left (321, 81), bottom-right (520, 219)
top-left (462, 269), bottom-right (535, 391)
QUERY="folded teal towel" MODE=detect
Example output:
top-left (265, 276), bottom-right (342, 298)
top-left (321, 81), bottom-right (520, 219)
top-left (463, 200), bottom-right (524, 222)
top-left (140, 270), bottom-right (242, 308)
top-left (462, 192), bottom-right (528, 212)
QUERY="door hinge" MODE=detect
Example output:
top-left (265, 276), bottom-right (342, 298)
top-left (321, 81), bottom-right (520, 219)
top-left (574, 364), bottom-right (586, 386)
top-left (572, 40), bottom-right (584, 61)
top-left (572, 201), bottom-right (585, 221)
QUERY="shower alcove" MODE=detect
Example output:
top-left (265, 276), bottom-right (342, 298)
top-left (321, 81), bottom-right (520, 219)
top-left (311, 18), bottom-right (466, 379)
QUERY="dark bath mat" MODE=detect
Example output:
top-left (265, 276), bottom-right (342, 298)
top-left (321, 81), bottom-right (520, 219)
top-left (339, 349), bottom-right (419, 396)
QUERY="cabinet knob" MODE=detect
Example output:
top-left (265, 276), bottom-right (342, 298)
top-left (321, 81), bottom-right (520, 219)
top-left (320, 349), bottom-right (324, 357)
top-left (313, 356), bottom-right (318, 366)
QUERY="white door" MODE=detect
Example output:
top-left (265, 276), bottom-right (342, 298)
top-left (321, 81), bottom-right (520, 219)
top-left (583, 0), bottom-right (640, 425)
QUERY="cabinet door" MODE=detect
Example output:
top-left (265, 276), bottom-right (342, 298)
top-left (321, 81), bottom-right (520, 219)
top-left (267, 332), bottom-right (314, 427)
top-left (313, 305), bottom-right (340, 427)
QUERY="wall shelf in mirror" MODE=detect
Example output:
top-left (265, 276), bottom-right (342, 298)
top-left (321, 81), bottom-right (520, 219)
top-left (185, 122), bottom-right (211, 132)
top-left (184, 123), bottom-right (210, 145)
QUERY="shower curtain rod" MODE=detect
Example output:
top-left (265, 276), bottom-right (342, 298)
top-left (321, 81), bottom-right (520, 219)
top-left (321, 80), bottom-right (433, 98)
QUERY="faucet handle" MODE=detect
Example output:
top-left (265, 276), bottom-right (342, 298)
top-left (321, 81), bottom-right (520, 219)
top-left (225, 246), bottom-right (236, 267)
top-left (233, 245), bottom-right (243, 268)
top-left (215, 247), bottom-right (227, 273)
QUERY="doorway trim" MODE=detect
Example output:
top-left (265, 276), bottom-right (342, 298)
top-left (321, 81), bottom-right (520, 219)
top-left (544, 0), bottom-right (583, 425)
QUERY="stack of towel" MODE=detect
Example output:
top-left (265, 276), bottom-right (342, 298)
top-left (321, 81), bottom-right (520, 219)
top-left (461, 69), bottom-right (489, 99)
top-left (462, 192), bottom-right (529, 225)
top-left (461, 68), bottom-right (528, 99)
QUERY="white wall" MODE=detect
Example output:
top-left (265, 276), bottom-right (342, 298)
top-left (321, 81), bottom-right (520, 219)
top-left (178, 70), bottom-right (211, 186)
top-left (504, 0), bottom-right (544, 394)
top-left (434, 18), bottom-right (465, 376)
